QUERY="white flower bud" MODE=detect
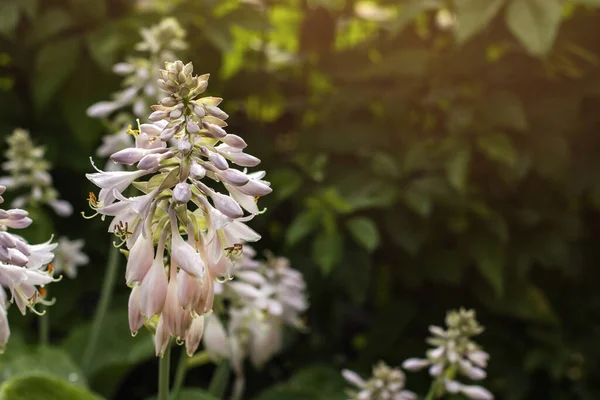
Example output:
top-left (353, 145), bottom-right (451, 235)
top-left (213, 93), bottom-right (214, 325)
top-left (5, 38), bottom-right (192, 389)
top-left (138, 256), bottom-right (168, 318)
top-left (190, 162), bottom-right (206, 179)
top-left (185, 315), bottom-right (205, 356)
top-left (203, 122), bottom-right (226, 138)
top-left (173, 182), bottom-right (192, 203)
top-left (170, 219), bottom-right (204, 278)
top-left (87, 101), bottom-right (120, 118)
top-left (221, 134), bottom-right (247, 149)
top-left (149, 110), bottom-right (170, 121)
top-left (459, 385), bottom-right (494, 400)
top-left (128, 285), bottom-right (144, 334)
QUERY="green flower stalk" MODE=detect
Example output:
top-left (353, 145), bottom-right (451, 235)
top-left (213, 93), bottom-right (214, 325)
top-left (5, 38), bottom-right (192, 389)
top-left (403, 308), bottom-right (493, 400)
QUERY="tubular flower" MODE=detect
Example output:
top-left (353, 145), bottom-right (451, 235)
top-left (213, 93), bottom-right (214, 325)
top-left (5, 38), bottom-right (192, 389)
top-left (0, 185), bottom-right (57, 353)
top-left (52, 237), bottom-right (89, 279)
top-left (0, 129), bottom-right (72, 216)
top-left (85, 60), bottom-right (271, 358)
top-left (342, 361), bottom-right (416, 400)
top-left (87, 18), bottom-right (186, 166)
top-left (203, 246), bottom-right (308, 399)
top-left (402, 308), bottom-right (494, 400)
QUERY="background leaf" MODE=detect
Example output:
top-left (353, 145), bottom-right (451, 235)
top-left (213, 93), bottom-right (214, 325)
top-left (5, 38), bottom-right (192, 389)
top-left (505, 0), bottom-right (563, 55)
top-left (0, 374), bottom-right (103, 400)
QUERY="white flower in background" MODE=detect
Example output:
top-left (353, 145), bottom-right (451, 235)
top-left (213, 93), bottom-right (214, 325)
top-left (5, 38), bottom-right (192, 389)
top-left (0, 129), bottom-right (72, 217)
top-left (87, 17), bottom-right (187, 166)
top-left (435, 8), bottom-right (456, 31)
top-left (203, 246), bottom-right (308, 399)
top-left (343, 361), bottom-right (416, 400)
top-left (52, 237), bottom-right (89, 279)
top-left (403, 308), bottom-right (494, 400)
top-left (0, 185), bottom-right (57, 352)
top-left (85, 60), bottom-right (271, 358)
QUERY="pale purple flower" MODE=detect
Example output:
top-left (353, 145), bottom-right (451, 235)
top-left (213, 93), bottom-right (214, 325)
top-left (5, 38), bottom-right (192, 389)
top-left (52, 237), bottom-right (89, 279)
top-left (0, 185), bottom-right (56, 352)
top-left (86, 60), bottom-right (271, 358)
top-left (343, 362), bottom-right (416, 400)
top-left (203, 247), bottom-right (307, 399)
top-left (1, 129), bottom-right (72, 216)
top-left (403, 308), bottom-right (493, 400)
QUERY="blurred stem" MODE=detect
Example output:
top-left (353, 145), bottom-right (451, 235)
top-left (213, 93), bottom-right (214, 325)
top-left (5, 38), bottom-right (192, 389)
top-left (209, 359), bottom-right (231, 399)
top-left (425, 378), bottom-right (441, 400)
top-left (173, 350), bottom-right (212, 399)
top-left (172, 349), bottom-right (188, 399)
top-left (82, 243), bottom-right (120, 375)
top-left (38, 307), bottom-right (49, 346)
top-left (159, 343), bottom-right (172, 400)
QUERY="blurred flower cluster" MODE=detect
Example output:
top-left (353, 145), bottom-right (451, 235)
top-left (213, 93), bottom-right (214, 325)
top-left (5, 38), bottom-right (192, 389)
top-left (0, 129), bottom-right (88, 280)
top-left (403, 308), bottom-right (493, 400)
top-left (0, 129), bottom-right (72, 217)
top-left (343, 361), bottom-right (416, 400)
top-left (0, 185), bottom-right (57, 352)
top-left (86, 60), bottom-right (271, 358)
top-left (203, 247), bottom-right (308, 398)
top-left (87, 17), bottom-right (186, 164)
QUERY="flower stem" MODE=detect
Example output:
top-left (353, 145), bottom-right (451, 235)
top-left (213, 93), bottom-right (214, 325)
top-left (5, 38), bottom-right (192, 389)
top-left (38, 307), bottom-right (49, 346)
top-left (172, 350), bottom-right (211, 399)
top-left (425, 378), bottom-right (441, 400)
top-left (82, 243), bottom-right (120, 375)
top-left (159, 342), bottom-right (172, 400)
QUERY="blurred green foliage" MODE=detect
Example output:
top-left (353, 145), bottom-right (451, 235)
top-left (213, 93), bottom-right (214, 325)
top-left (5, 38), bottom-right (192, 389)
top-left (2, 0), bottom-right (600, 399)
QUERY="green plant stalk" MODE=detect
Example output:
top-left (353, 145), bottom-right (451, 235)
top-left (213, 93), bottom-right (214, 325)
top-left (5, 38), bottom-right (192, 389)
top-left (159, 343), bottom-right (172, 400)
top-left (209, 359), bottom-right (231, 399)
top-left (172, 350), bottom-right (211, 399)
top-left (424, 379), bottom-right (441, 400)
top-left (81, 243), bottom-right (120, 374)
top-left (38, 307), bottom-right (49, 346)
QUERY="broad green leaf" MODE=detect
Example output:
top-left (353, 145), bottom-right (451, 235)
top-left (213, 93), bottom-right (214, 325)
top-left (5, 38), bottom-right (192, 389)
top-left (477, 133), bottom-right (518, 168)
top-left (346, 216), bottom-right (380, 252)
top-left (454, 0), bottom-right (505, 43)
top-left (385, 210), bottom-right (428, 256)
top-left (69, 0), bottom-right (106, 21)
top-left (312, 229), bottom-right (343, 275)
top-left (285, 211), bottom-right (318, 246)
top-left (26, 9), bottom-right (74, 45)
top-left (147, 389), bottom-right (218, 400)
top-left (403, 187), bottom-right (432, 217)
top-left (0, 374), bottom-right (102, 400)
top-left (389, 0), bottom-right (439, 34)
top-left (445, 148), bottom-right (470, 192)
top-left (484, 91), bottom-right (529, 132)
top-left (471, 237), bottom-right (505, 297)
top-left (61, 310), bottom-right (154, 397)
top-left (269, 169), bottom-right (304, 201)
top-left (0, 346), bottom-right (86, 387)
top-left (252, 365), bottom-right (346, 400)
top-left (33, 37), bottom-right (81, 111)
top-left (478, 283), bottom-right (558, 323)
top-left (19, 0), bottom-right (37, 20)
top-left (0, 2), bottom-right (19, 37)
top-left (208, 360), bottom-right (230, 398)
top-left (505, 0), bottom-right (563, 56)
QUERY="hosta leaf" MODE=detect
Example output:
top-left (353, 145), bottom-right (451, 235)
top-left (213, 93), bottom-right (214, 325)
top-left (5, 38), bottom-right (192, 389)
top-left (0, 374), bottom-right (102, 400)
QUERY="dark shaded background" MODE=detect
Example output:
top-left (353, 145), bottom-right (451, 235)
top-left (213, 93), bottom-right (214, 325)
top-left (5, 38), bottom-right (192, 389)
top-left (1, 0), bottom-right (600, 399)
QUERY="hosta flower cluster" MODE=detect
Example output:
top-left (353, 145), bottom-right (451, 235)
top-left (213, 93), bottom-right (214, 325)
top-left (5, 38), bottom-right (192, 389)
top-left (0, 129), bottom-right (72, 216)
top-left (86, 60), bottom-right (271, 357)
top-left (0, 185), bottom-right (56, 351)
top-left (203, 247), bottom-right (308, 397)
top-left (343, 361), bottom-right (416, 400)
top-left (403, 308), bottom-right (493, 400)
top-left (87, 17), bottom-right (186, 162)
